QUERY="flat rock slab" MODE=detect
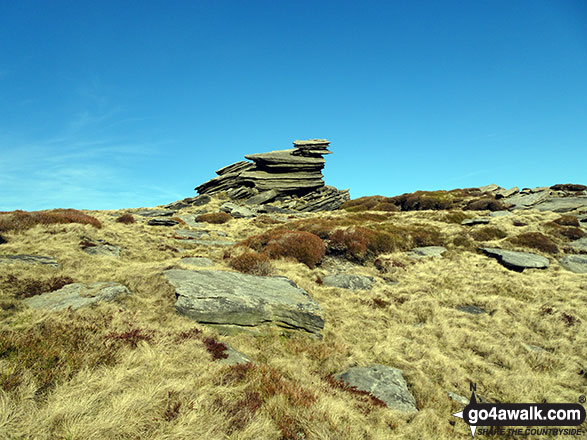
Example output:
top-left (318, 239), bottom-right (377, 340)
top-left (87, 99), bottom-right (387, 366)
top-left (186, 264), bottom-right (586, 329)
top-left (559, 255), bottom-right (587, 274)
top-left (457, 305), bottom-right (488, 315)
top-left (147, 218), bottom-right (179, 226)
top-left (174, 229), bottom-right (210, 239)
top-left (407, 246), bottom-right (447, 258)
top-left (462, 217), bottom-right (491, 226)
top-left (179, 257), bottom-right (214, 267)
top-left (322, 274), bottom-right (375, 290)
top-left (570, 237), bottom-right (587, 252)
top-left (335, 365), bottom-right (418, 412)
top-left (181, 239), bottom-right (236, 247)
top-left (24, 282), bottom-right (130, 311)
top-left (481, 248), bottom-right (549, 272)
top-left (0, 254), bottom-right (59, 267)
top-left (220, 202), bottom-right (256, 218)
top-left (176, 216), bottom-right (206, 228)
top-left (534, 196), bottom-right (587, 213)
top-left (136, 209), bottom-right (176, 217)
top-left (164, 269), bottom-right (324, 335)
top-left (490, 211), bottom-right (513, 218)
top-left (218, 345), bottom-right (252, 366)
top-left (83, 244), bottom-right (121, 257)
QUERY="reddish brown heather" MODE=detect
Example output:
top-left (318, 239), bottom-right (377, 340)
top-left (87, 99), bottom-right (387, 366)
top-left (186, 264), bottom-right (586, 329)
top-left (0, 209), bottom-right (102, 232)
top-left (195, 212), bottom-right (232, 224)
top-left (115, 213), bottom-right (135, 224)
top-left (229, 251), bottom-right (273, 276)
top-left (0, 274), bottom-right (76, 299)
top-left (509, 232), bottom-right (559, 254)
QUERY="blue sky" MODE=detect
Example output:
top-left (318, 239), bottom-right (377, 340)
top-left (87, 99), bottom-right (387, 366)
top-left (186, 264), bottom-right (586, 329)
top-left (1, 0), bottom-right (585, 211)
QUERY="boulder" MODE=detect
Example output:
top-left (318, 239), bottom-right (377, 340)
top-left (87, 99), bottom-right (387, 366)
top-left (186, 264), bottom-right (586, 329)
top-left (480, 248), bottom-right (549, 272)
top-left (559, 255), bottom-right (587, 274)
top-left (407, 246), bottom-right (447, 258)
top-left (164, 269), bottom-right (324, 335)
top-left (322, 274), bottom-right (375, 290)
top-left (24, 282), bottom-right (130, 311)
top-left (534, 196), bottom-right (587, 213)
top-left (147, 218), bottom-right (179, 227)
top-left (495, 187), bottom-right (519, 199)
top-left (335, 365), bottom-right (418, 412)
top-left (0, 254), bottom-right (59, 267)
top-left (165, 195), bottom-right (211, 210)
top-left (245, 189), bottom-right (279, 205)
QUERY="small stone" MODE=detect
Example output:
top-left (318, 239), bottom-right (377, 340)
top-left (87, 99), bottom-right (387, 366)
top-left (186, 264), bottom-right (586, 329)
top-left (447, 391), bottom-right (469, 406)
top-left (334, 365), bottom-right (418, 413)
top-left (218, 345), bottom-right (251, 366)
top-left (407, 246), bottom-right (447, 258)
top-left (457, 305), bottom-right (488, 315)
top-left (462, 217), bottom-right (491, 226)
top-left (83, 244), bottom-right (121, 258)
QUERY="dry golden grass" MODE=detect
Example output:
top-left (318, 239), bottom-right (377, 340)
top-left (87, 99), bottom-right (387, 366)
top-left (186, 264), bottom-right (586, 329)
top-left (0, 203), bottom-right (585, 439)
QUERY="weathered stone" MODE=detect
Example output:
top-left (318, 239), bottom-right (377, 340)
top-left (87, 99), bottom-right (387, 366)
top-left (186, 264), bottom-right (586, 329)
top-left (174, 229), bottom-right (210, 239)
top-left (220, 202), bottom-right (256, 218)
top-left (480, 248), bottom-right (549, 271)
top-left (24, 282), bottom-right (130, 311)
top-left (505, 191), bottom-right (550, 210)
top-left (83, 244), bottom-right (121, 258)
top-left (495, 187), bottom-right (519, 199)
top-left (256, 205), bottom-right (293, 214)
top-left (240, 169), bottom-right (325, 192)
top-left (245, 189), bottom-right (279, 205)
top-left (293, 139), bottom-right (330, 147)
top-left (164, 269), bottom-right (324, 335)
top-left (559, 255), bottom-right (587, 273)
top-left (334, 365), bottom-right (418, 412)
top-left (178, 257), bottom-right (214, 267)
top-left (457, 305), bottom-right (488, 315)
top-left (283, 186), bottom-right (350, 212)
top-left (136, 209), bottom-right (176, 217)
top-left (216, 161), bottom-right (254, 176)
top-left (407, 246), bottom-right (447, 258)
top-left (147, 218), bottom-right (179, 227)
top-left (322, 274), bottom-right (375, 290)
top-left (227, 187), bottom-right (257, 200)
top-left (489, 211), bottom-right (513, 218)
top-left (175, 215), bottom-right (205, 228)
top-left (461, 217), bottom-right (491, 226)
top-left (179, 239), bottom-right (235, 246)
top-left (447, 391), bottom-right (469, 406)
top-left (165, 195), bottom-right (211, 210)
top-left (0, 254), bottom-right (59, 267)
top-left (218, 345), bottom-right (251, 366)
top-left (533, 196), bottom-right (587, 213)
top-left (570, 237), bottom-right (587, 252)
top-left (478, 184), bottom-right (502, 193)
top-left (245, 149), bottom-right (325, 171)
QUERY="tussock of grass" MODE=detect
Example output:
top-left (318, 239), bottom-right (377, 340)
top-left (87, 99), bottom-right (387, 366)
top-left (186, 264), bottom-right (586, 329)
top-left (115, 213), bottom-right (135, 224)
top-left (0, 209), bottom-right (102, 232)
top-left (229, 251), bottom-right (274, 276)
top-left (470, 226), bottom-right (508, 242)
top-left (508, 232), bottom-right (559, 254)
top-left (195, 212), bottom-right (232, 224)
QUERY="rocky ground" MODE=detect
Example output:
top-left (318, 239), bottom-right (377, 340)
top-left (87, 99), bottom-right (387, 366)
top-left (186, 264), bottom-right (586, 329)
top-left (0, 184), bottom-right (586, 439)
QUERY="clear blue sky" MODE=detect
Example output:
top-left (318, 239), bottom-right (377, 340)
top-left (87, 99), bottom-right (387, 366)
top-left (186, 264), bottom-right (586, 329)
top-left (1, 0), bottom-right (585, 211)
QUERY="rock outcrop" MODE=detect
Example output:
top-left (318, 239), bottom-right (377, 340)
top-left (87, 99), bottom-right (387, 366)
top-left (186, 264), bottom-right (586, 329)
top-left (194, 139), bottom-right (349, 212)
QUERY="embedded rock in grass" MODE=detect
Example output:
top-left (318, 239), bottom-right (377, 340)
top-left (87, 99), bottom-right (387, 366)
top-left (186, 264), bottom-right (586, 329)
top-left (179, 257), bottom-right (214, 267)
top-left (321, 274), bottom-right (375, 290)
top-left (219, 202), bottom-right (256, 218)
top-left (461, 217), bottom-right (491, 226)
top-left (218, 345), bottom-right (252, 366)
top-left (570, 237), bottom-right (587, 252)
top-left (23, 282), bottom-right (130, 311)
top-left (533, 196), bottom-right (587, 213)
top-left (335, 365), bottom-right (418, 413)
top-left (456, 305), bottom-right (488, 315)
top-left (164, 269), bottom-right (324, 335)
top-left (559, 255), bottom-right (587, 274)
top-left (181, 239), bottom-right (236, 247)
top-left (82, 244), bottom-right (121, 257)
top-left (175, 215), bottom-right (205, 228)
top-left (0, 254), bottom-right (59, 267)
top-left (480, 248), bottom-right (549, 272)
top-left (489, 211), bottom-right (513, 218)
top-left (407, 246), bottom-right (447, 258)
top-left (147, 218), bottom-right (180, 226)
top-left (136, 209), bottom-right (176, 217)
top-left (174, 229), bottom-right (210, 239)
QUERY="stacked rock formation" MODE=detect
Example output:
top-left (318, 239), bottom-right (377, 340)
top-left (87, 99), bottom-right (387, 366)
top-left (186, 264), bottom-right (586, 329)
top-left (194, 139), bottom-right (349, 211)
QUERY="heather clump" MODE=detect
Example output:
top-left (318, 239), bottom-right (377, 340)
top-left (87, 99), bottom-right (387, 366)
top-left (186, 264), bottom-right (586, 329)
top-left (0, 209), bottom-right (102, 232)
